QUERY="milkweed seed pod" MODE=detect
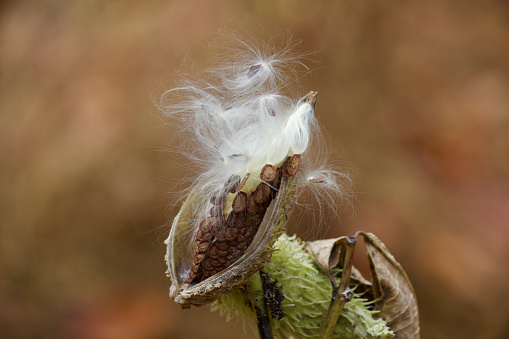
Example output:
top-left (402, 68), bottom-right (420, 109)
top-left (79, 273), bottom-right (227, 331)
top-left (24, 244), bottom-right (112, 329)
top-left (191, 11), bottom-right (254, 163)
top-left (213, 234), bottom-right (395, 339)
top-left (162, 37), bottom-right (343, 308)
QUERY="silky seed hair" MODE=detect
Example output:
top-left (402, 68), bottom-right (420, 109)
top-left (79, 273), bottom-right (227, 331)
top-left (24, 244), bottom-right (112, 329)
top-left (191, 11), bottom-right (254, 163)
top-left (160, 35), bottom-right (349, 272)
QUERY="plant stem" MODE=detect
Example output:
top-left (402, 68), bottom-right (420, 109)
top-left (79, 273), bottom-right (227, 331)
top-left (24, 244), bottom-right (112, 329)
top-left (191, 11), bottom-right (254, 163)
top-left (246, 270), bottom-right (274, 339)
top-left (320, 236), bottom-right (357, 338)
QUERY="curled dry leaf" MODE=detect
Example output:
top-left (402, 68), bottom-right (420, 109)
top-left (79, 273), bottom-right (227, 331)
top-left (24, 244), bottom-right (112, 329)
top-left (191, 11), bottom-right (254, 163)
top-left (305, 237), bottom-right (371, 291)
top-left (305, 232), bottom-right (420, 338)
top-left (358, 231), bottom-right (420, 339)
top-left (304, 237), bottom-right (346, 284)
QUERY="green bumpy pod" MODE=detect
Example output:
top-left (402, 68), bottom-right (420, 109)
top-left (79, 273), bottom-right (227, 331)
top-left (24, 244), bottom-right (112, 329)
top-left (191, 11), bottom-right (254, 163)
top-left (213, 233), bottom-right (394, 339)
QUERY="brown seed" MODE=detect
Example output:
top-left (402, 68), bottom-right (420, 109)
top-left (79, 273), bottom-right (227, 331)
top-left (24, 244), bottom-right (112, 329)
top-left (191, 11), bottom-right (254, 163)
top-left (215, 229), bottom-right (226, 242)
top-left (245, 213), bottom-right (263, 228)
top-left (273, 167), bottom-right (282, 187)
top-left (225, 228), bottom-right (238, 241)
top-left (232, 192), bottom-right (248, 212)
top-left (196, 218), bottom-right (221, 242)
top-left (216, 241), bottom-right (229, 251)
top-left (186, 271), bottom-right (198, 284)
top-left (226, 211), bottom-right (245, 228)
top-left (196, 231), bottom-right (213, 243)
top-left (193, 229), bottom-right (202, 242)
top-left (237, 173), bottom-right (250, 192)
top-left (264, 101), bottom-right (276, 117)
top-left (186, 263), bottom-right (202, 283)
top-left (252, 183), bottom-right (272, 205)
top-left (190, 258), bottom-right (198, 266)
top-left (195, 226), bottom-right (214, 242)
top-left (247, 194), bottom-right (267, 215)
top-left (309, 177), bottom-right (326, 183)
top-left (226, 175), bottom-right (241, 193)
top-left (208, 246), bottom-right (220, 258)
top-left (247, 64), bottom-right (262, 78)
top-left (198, 218), bottom-right (210, 232)
top-left (282, 154), bottom-right (301, 177)
top-left (210, 190), bottom-right (226, 205)
top-left (187, 189), bottom-right (268, 282)
top-left (260, 164), bottom-right (276, 182)
top-left (197, 242), bottom-right (209, 253)
top-left (244, 213), bottom-right (262, 239)
top-left (227, 239), bottom-right (239, 247)
top-left (209, 205), bottom-right (224, 219)
top-left (207, 217), bottom-right (223, 232)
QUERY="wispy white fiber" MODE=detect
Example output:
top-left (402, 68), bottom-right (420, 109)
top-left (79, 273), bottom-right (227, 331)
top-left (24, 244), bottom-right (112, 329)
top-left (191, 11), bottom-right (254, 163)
top-left (160, 34), bottom-right (350, 236)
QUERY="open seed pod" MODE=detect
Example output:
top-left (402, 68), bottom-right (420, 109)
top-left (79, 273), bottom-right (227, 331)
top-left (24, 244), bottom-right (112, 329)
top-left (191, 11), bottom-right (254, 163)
top-left (164, 90), bottom-right (318, 308)
top-left (165, 167), bottom-right (298, 308)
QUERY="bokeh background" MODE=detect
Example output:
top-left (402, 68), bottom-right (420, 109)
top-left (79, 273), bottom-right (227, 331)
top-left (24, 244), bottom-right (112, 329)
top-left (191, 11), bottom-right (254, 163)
top-left (2, 0), bottom-right (509, 338)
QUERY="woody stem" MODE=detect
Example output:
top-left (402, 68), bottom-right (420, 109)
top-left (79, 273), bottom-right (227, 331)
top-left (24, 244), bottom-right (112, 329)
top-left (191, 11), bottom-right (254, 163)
top-left (246, 270), bottom-right (274, 339)
top-left (320, 236), bottom-right (357, 338)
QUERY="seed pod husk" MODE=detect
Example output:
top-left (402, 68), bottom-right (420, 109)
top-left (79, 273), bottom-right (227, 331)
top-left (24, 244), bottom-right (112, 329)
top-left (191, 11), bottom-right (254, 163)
top-left (165, 175), bottom-right (298, 308)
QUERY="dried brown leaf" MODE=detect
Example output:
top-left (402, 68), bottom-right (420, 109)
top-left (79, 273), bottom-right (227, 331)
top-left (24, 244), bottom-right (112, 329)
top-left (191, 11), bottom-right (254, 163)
top-left (305, 237), bottom-right (348, 286)
top-left (306, 232), bottom-right (420, 338)
top-left (358, 231), bottom-right (420, 339)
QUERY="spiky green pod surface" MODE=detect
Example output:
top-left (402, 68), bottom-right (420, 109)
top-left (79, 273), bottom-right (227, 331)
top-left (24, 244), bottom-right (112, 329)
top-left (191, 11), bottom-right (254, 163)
top-left (213, 233), bottom-right (394, 338)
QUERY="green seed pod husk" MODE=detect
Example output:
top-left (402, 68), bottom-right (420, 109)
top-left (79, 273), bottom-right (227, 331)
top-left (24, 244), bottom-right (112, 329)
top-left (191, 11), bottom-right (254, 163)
top-left (213, 233), bottom-right (394, 339)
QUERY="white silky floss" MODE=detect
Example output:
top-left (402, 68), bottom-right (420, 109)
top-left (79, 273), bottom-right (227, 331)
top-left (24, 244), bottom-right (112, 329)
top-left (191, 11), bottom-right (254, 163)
top-left (162, 39), bottom-right (347, 228)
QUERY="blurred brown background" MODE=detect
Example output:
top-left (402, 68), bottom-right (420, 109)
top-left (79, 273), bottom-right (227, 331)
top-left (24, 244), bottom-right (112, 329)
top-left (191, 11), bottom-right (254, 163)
top-left (1, 0), bottom-right (509, 338)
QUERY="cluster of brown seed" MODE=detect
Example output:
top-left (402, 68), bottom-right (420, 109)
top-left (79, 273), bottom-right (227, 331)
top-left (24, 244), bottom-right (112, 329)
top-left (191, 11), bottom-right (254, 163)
top-left (185, 154), bottom-right (301, 284)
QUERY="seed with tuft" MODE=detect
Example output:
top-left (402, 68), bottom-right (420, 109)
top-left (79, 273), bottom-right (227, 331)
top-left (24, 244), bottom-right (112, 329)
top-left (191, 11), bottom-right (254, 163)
top-left (226, 175), bottom-right (241, 193)
top-left (232, 192), bottom-right (248, 212)
top-left (252, 183), bottom-right (272, 205)
top-left (209, 205), bottom-right (224, 219)
top-left (210, 191), bottom-right (226, 205)
top-left (264, 101), bottom-right (276, 117)
top-left (282, 154), bottom-right (301, 177)
top-left (247, 194), bottom-right (267, 215)
top-left (237, 173), bottom-right (250, 192)
top-left (247, 64), bottom-right (262, 78)
top-left (309, 177), bottom-right (326, 183)
top-left (260, 164), bottom-right (277, 182)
